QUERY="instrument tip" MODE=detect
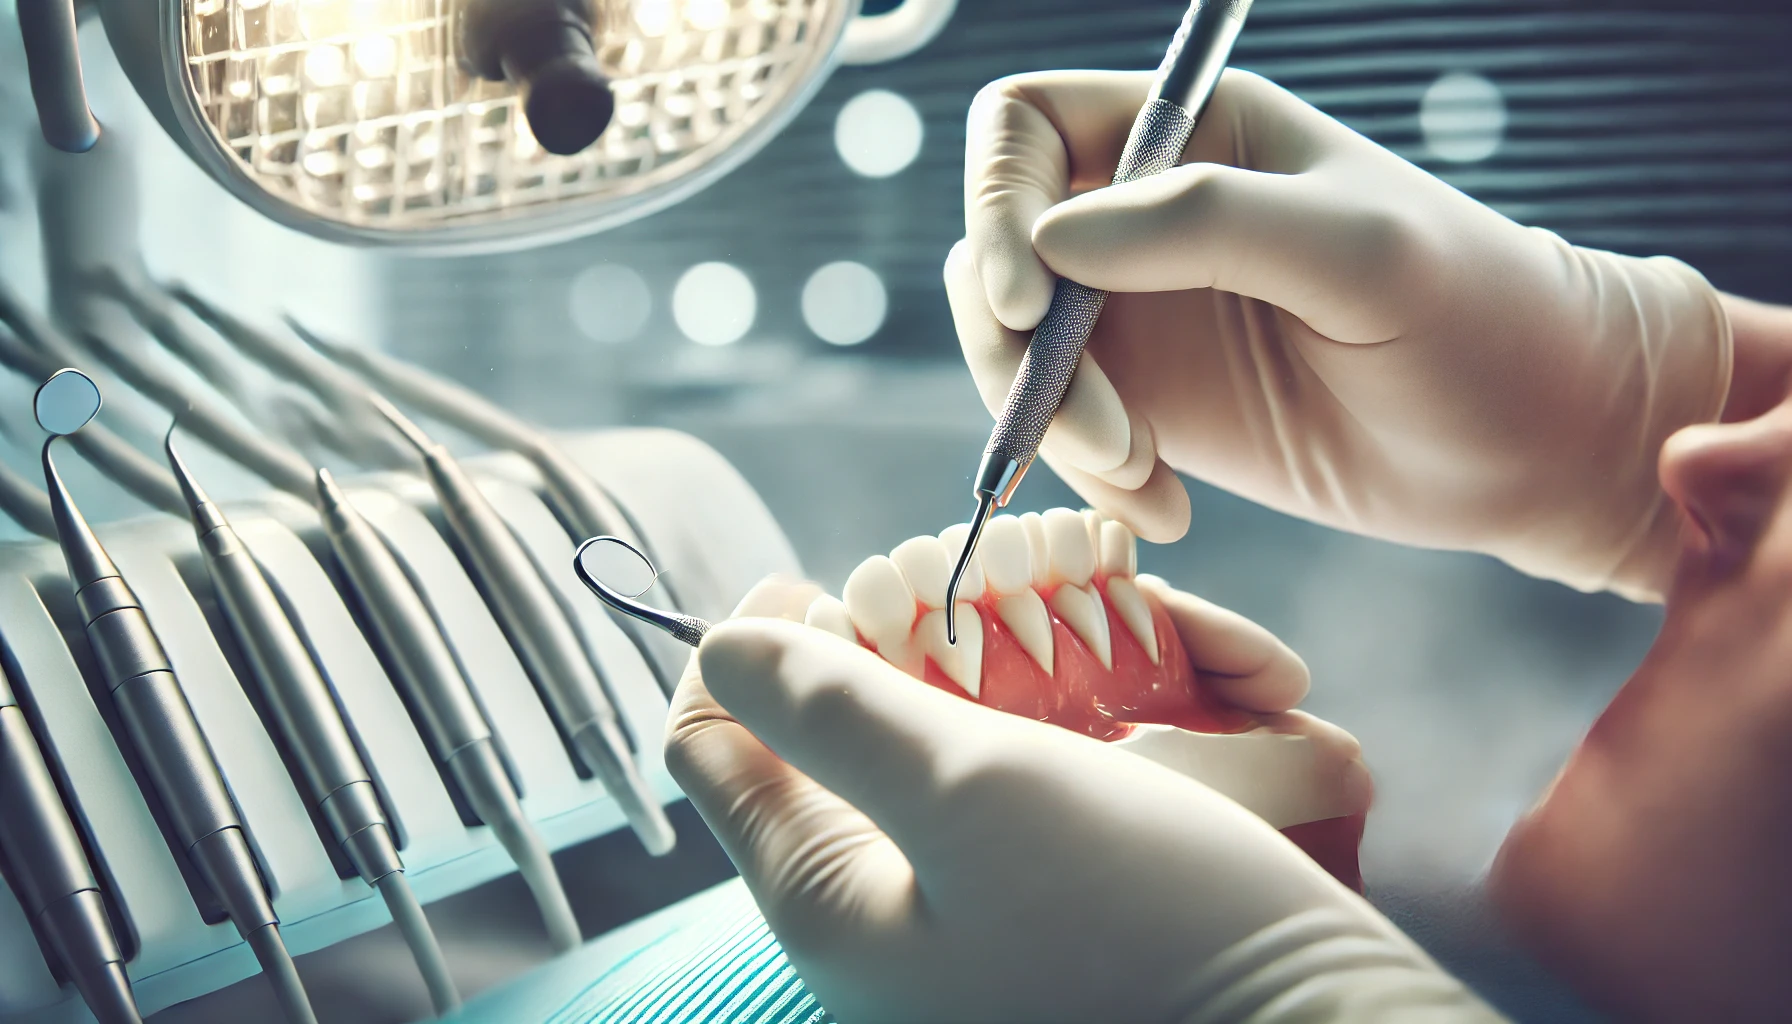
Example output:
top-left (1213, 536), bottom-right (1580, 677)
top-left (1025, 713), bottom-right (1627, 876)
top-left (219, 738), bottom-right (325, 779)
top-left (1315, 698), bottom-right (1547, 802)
top-left (944, 493), bottom-right (998, 647)
top-left (370, 392), bottom-right (432, 454)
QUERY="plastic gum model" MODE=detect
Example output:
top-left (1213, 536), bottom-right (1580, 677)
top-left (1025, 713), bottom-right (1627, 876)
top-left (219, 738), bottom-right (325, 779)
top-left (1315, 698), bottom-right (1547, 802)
top-left (805, 507), bottom-right (1371, 890)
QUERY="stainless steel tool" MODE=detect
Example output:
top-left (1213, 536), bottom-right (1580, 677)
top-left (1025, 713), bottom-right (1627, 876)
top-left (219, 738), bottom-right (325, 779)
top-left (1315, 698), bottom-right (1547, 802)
top-left (945, 0), bottom-right (1252, 643)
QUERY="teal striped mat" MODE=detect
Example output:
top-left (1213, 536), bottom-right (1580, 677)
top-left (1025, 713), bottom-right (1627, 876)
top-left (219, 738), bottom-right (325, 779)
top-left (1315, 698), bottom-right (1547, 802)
top-left (451, 879), bottom-right (834, 1024)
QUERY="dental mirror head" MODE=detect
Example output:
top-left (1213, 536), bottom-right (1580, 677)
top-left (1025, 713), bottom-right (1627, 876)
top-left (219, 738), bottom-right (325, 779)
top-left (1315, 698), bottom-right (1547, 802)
top-left (35, 368), bottom-right (101, 436)
top-left (574, 536), bottom-right (709, 648)
top-left (577, 536), bottom-right (661, 599)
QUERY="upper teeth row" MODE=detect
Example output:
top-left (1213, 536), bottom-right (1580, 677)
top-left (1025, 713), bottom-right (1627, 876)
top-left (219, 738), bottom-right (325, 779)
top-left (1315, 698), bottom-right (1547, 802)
top-left (813, 509), bottom-right (1152, 697)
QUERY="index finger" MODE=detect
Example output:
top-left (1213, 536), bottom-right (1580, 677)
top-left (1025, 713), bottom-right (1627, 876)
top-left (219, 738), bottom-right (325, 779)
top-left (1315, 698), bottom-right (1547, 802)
top-left (964, 70), bottom-right (1154, 332)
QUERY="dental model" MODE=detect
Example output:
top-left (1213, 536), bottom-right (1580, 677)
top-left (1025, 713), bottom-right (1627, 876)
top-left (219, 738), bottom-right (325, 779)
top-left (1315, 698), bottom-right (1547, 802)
top-left (842, 509), bottom-right (1368, 888)
top-left (578, 510), bottom-right (1370, 891)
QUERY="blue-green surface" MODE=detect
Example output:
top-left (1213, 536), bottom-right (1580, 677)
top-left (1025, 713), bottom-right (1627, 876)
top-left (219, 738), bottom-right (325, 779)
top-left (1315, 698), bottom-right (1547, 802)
top-left (450, 879), bottom-right (832, 1024)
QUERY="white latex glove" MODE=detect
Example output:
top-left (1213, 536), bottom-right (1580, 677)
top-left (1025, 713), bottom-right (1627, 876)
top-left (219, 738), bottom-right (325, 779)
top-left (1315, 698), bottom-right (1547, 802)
top-left (666, 579), bottom-right (1505, 1023)
top-left (952, 69), bottom-right (1733, 601)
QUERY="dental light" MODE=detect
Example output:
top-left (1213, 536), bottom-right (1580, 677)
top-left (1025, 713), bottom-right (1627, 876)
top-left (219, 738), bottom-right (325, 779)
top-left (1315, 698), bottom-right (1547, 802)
top-left (15, 0), bottom-right (955, 253)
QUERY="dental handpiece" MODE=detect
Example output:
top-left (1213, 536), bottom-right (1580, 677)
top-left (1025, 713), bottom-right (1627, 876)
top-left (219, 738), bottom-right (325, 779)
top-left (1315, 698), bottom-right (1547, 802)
top-left (944, 0), bottom-right (1252, 643)
top-left (0, 663), bottom-right (142, 1024)
top-left (314, 468), bottom-right (581, 954)
top-left (164, 435), bottom-right (461, 1014)
top-left (42, 440), bottom-right (318, 1024)
top-left (371, 396), bottom-right (677, 863)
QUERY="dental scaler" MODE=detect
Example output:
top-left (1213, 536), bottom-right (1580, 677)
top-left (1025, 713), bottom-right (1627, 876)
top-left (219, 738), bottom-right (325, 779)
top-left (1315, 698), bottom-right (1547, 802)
top-left (944, 0), bottom-right (1252, 643)
top-left (34, 370), bottom-right (318, 1024)
top-left (0, 662), bottom-right (141, 1024)
top-left (164, 430), bottom-right (461, 1015)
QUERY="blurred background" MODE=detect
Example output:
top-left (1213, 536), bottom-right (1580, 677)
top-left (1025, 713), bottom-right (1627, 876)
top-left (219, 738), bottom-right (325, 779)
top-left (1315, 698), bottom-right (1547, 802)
top-left (7, 0), bottom-right (1792, 1020)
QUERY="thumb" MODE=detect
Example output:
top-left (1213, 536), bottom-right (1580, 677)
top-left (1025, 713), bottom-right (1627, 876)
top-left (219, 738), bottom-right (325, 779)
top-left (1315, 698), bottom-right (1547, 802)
top-left (697, 618), bottom-right (1009, 854)
top-left (1033, 163), bottom-right (1410, 346)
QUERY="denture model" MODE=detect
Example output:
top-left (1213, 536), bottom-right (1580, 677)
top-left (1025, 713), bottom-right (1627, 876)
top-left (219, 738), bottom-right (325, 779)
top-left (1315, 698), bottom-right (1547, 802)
top-left (805, 508), bottom-right (1371, 892)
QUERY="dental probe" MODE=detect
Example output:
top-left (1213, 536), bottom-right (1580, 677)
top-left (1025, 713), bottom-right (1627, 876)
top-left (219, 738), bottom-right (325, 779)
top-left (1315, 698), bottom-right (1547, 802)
top-left (0, 662), bottom-right (142, 1024)
top-left (284, 316), bottom-right (689, 696)
top-left (372, 396), bottom-right (677, 867)
top-left (165, 431), bottom-right (461, 1016)
top-left (35, 372), bottom-right (318, 1024)
top-left (314, 468), bottom-right (582, 955)
top-left (944, 0), bottom-right (1252, 643)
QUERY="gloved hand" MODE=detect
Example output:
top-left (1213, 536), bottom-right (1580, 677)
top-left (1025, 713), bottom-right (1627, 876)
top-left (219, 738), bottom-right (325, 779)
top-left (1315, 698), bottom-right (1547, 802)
top-left (666, 578), bottom-right (1505, 1023)
top-left (951, 69), bottom-right (1733, 601)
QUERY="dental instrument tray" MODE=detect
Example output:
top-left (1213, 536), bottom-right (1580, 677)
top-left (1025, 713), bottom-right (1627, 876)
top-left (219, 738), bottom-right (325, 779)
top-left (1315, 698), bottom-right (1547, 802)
top-left (0, 429), bottom-right (799, 1023)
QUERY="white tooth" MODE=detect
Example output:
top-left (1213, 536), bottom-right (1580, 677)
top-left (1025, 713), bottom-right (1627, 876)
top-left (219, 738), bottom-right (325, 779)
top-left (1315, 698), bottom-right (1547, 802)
top-left (936, 523), bottom-right (986, 601)
top-left (1019, 512), bottom-right (1051, 587)
top-left (1082, 509), bottom-right (1104, 554)
top-left (995, 590), bottom-right (1053, 674)
top-left (979, 515), bottom-right (1032, 595)
top-left (890, 534), bottom-right (950, 608)
top-left (1050, 583), bottom-right (1112, 669)
top-left (804, 594), bottom-right (860, 644)
top-left (1099, 520), bottom-right (1137, 578)
top-left (1104, 576), bottom-right (1158, 664)
top-left (918, 603), bottom-right (983, 699)
top-left (1042, 508), bottom-right (1096, 586)
top-left (844, 555), bottom-right (917, 661)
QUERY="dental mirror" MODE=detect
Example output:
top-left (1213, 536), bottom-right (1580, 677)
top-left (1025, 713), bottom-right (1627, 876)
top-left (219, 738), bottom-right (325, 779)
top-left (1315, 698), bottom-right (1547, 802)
top-left (35, 368), bottom-right (101, 436)
top-left (577, 536), bottom-right (661, 600)
top-left (574, 536), bottom-right (710, 647)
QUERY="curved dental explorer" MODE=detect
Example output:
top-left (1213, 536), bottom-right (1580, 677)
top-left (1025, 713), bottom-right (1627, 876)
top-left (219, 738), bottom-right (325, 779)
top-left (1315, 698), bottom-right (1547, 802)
top-left (283, 316), bottom-right (689, 696)
top-left (0, 321), bottom-right (184, 516)
top-left (314, 467), bottom-right (582, 956)
top-left (371, 394), bottom-right (677, 862)
top-left (35, 370), bottom-right (319, 1024)
top-left (944, 0), bottom-right (1252, 645)
top-left (165, 425), bottom-right (462, 1015)
top-left (0, 657), bottom-right (142, 1024)
top-left (573, 537), bottom-right (710, 649)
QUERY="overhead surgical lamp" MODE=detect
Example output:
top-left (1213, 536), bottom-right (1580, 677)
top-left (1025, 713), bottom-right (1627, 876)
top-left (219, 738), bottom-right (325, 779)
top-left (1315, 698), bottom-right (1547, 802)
top-left (14, 0), bottom-right (955, 253)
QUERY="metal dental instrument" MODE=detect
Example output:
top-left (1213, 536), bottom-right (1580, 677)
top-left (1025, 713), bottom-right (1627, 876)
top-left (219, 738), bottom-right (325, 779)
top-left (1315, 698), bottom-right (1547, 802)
top-left (314, 468), bottom-right (582, 954)
top-left (35, 369), bottom-right (318, 1024)
top-left (944, 0), bottom-right (1251, 644)
top-left (573, 537), bottom-right (709, 648)
top-left (284, 316), bottom-right (689, 696)
top-left (0, 661), bottom-right (142, 1024)
top-left (164, 428), bottom-right (461, 1016)
top-left (372, 395), bottom-right (677, 864)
